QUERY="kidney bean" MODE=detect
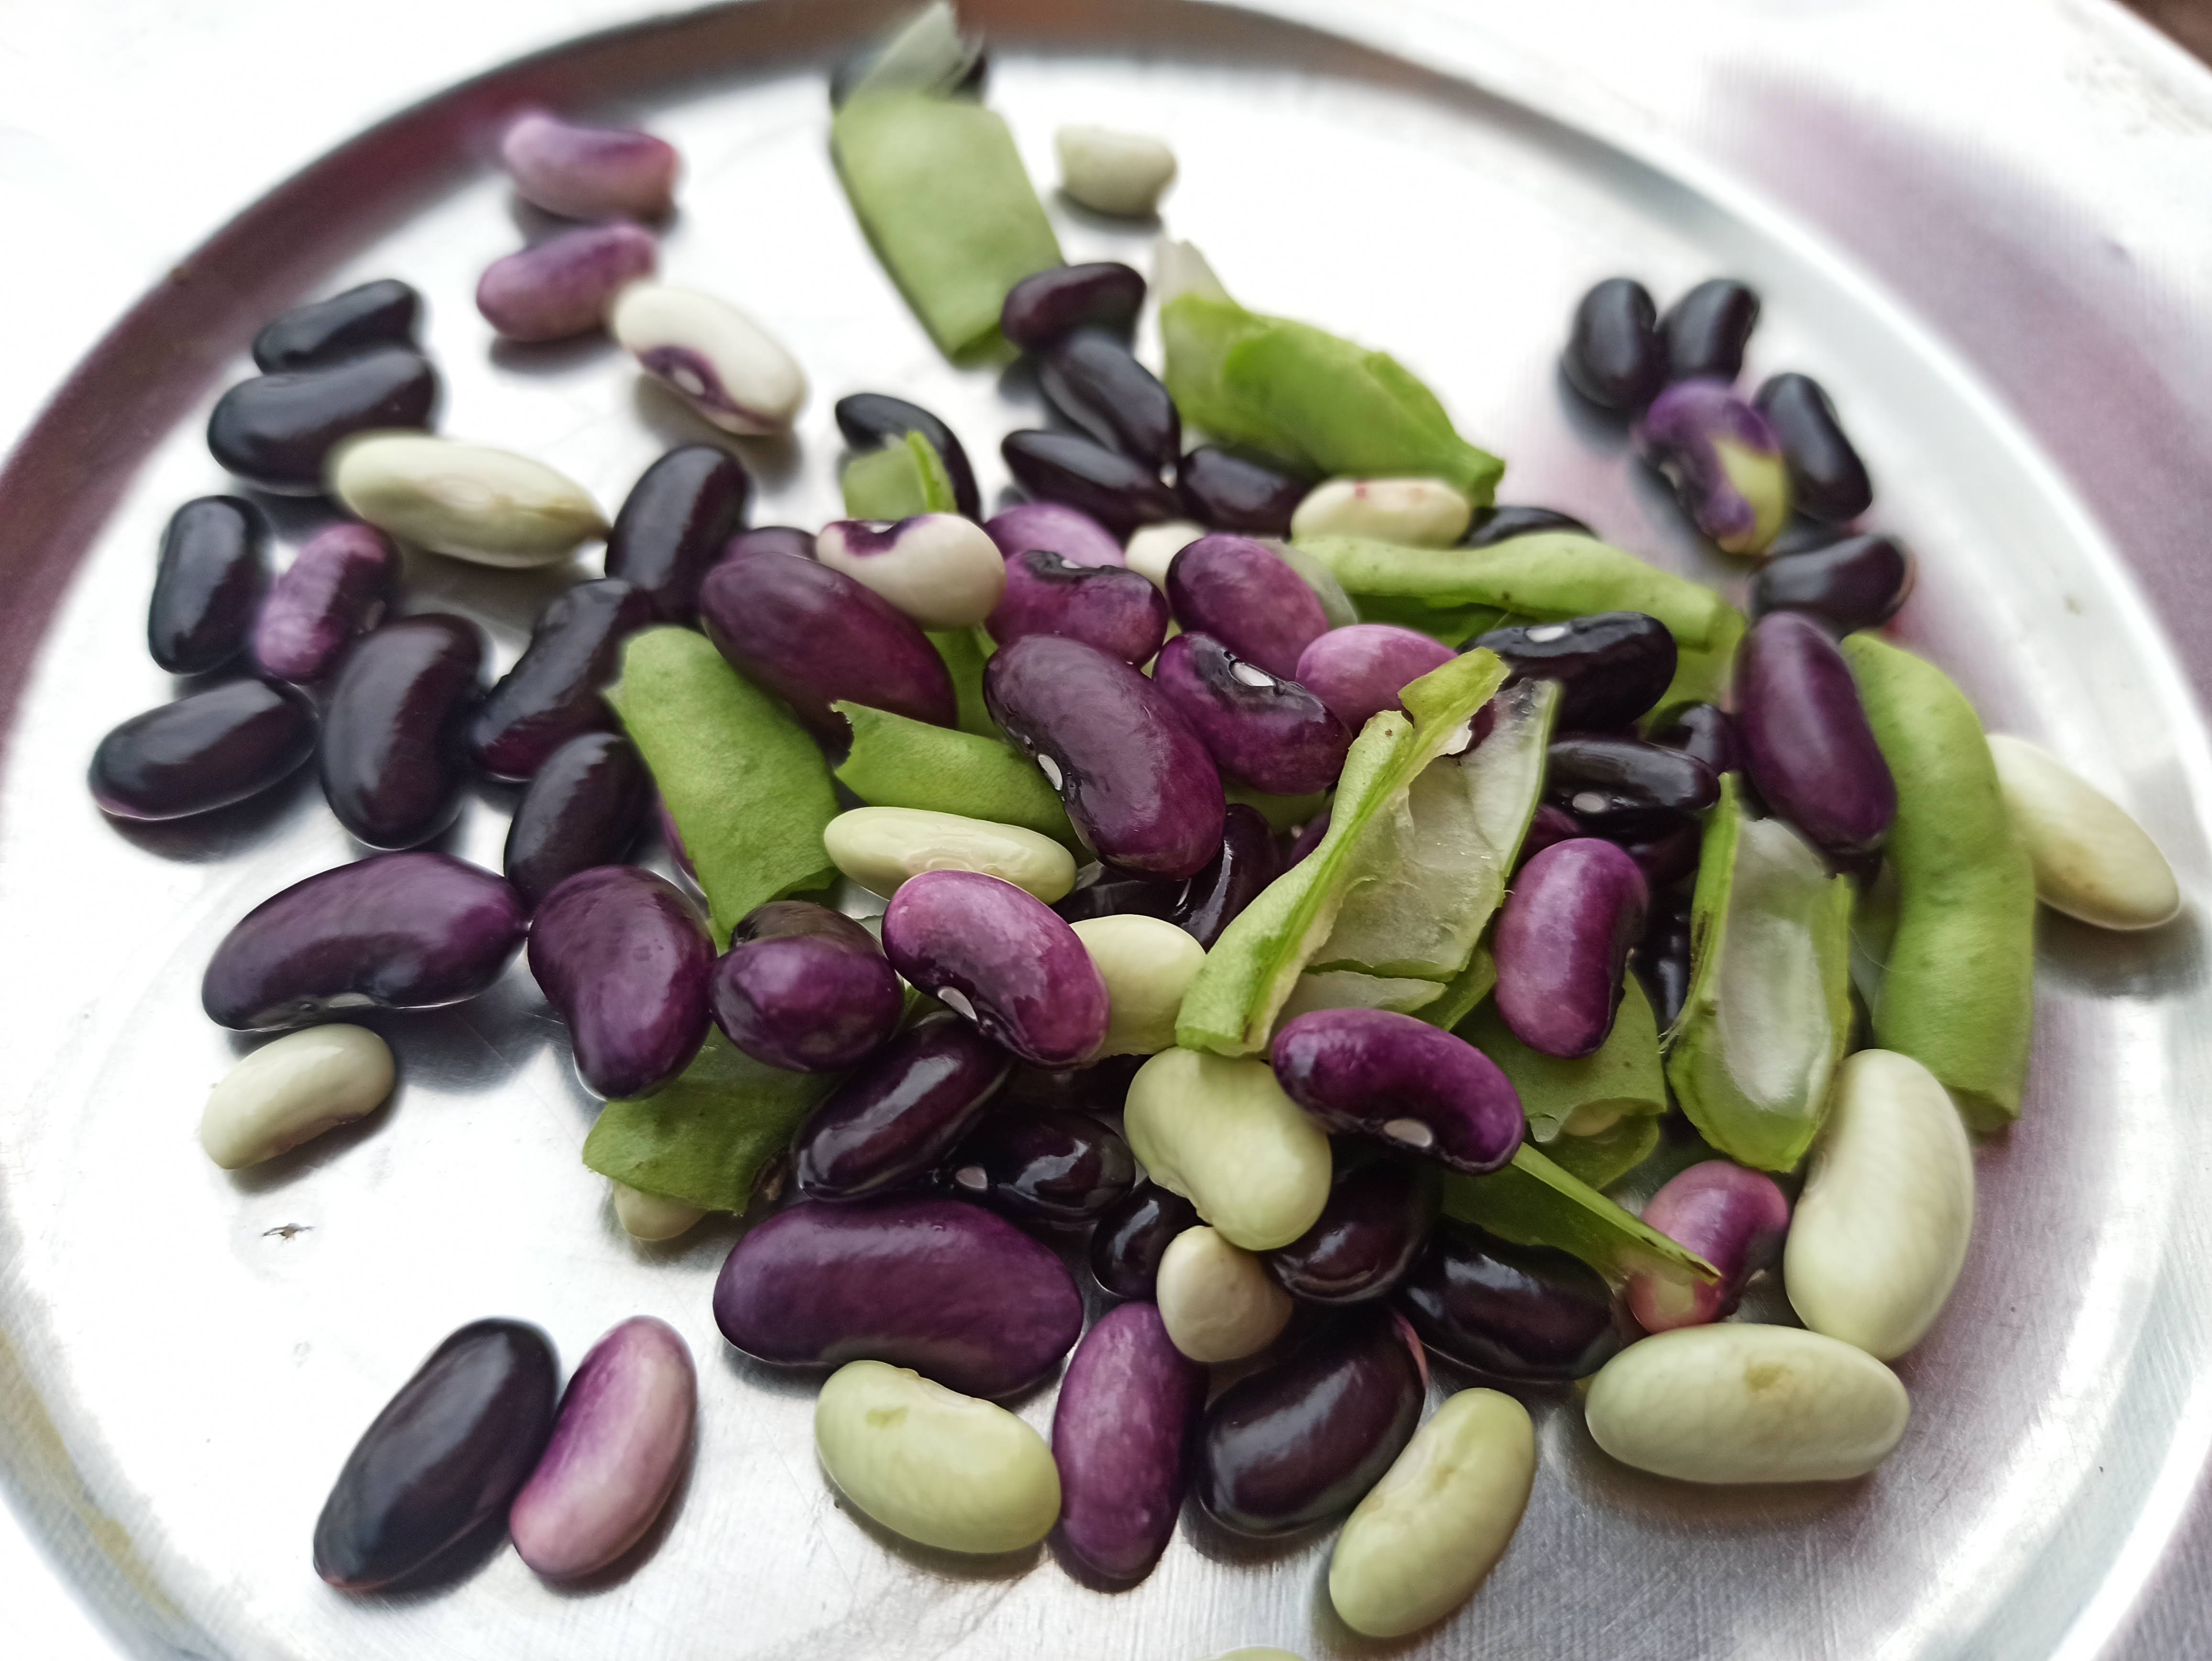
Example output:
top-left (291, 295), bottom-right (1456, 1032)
top-left (1636, 379), bottom-right (1791, 555)
top-left (1647, 701), bottom-right (1741, 777)
top-left (1990, 735), bottom-right (2180, 930)
top-left (530, 867), bottom-right (712, 1098)
top-left (722, 524), bottom-right (816, 563)
top-left (252, 522), bottom-right (397, 682)
top-left (1291, 477), bottom-right (1472, 547)
top-left (499, 110), bottom-right (679, 221)
top-left (254, 279), bottom-right (420, 372)
top-left (712, 1196), bottom-right (1083, 1396)
top-left (1755, 372), bottom-right (1870, 521)
top-left (1396, 1223), bottom-right (1622, 1381)
top-left (610, 283), bottom-right (806, 436)
top-left (604, 445), bottom-right (750, 621)
top-left (319, 615), bottom-right (480, 848)
top-left (1001, 430), bottom-right (1182, 537)
top-left (1293, 624), bottom-right (1454, 733)
top-left (1662, 277), bottom-right (1760, 382)
top-left (835, 392), bottom-right (981, 519)
top-left (1000, 260), bottom-right (1146, 352)
top-left (1051, 1301), bottom-right (1202, 1583)
top-left (1053, 863), bottom-right (1187, 927)
top-left (467, 579), bottom-right (650, 781)
top-left (792, 1013), bottom-right (1008, 1199)
top-left (944, 1107), bottom-right (1135, 1225)
top-left (1158, 1226), bottom-right (1294, 1363)
top-left (987, 547), bottom-right (1169, 664)
top-left (1267, 1155), bottom-right (1439, 1304)
top-left (1091, 1183), bottom-right (1203, 1299)
top-left (815, 514), bottom-right (1006, 631)
top-left (984, 499), bottom-right (1124, 568)
top-left (1038, 329), bottom-right (1181, 470)
top-left (1749, 532), bottom-right (1913, 636)
top-left (199, 1023), bottom-right (393, 1169)
top-left (208, 347), bottom-right (438, 493)
top-left (1493, 839), bottom-right (1648, 1057)
top-left (984, 634), bottom-right (1226, 879)
top-left (882, 869), bottom-right (1110, 1067)
top-left (1632, 889), bottom-right (1693, 1031)
top-left (1284, 807), bottom-right (1331, 868)
top-left (1196, 1312), bottom-right (1424, 1536)
top-left (1466, 504), bottom-right (1594, 546)
top-left (329, 436), bottom-right (605, 567)
top-left (1152, 634), bottom-right (1349, 796)
top-left (502, 732), bottom-right (648, 908)
top-left (1164, 533), bottom-right (1328, 680)
top-left (713, 901), bottom-right (903, 1075)
top-left (1070, 915), bottom-right (1205, 1057)
top-left (1736, 610), bottom-right (1896, 856)
top-left (1176, 445), bottom-right (1305, 534)
top-left (1628, 1160), bottom-right (1791, 1333)
top-left (149, 496), bottom-right (267, 674)
top-left (1177, 803), bottom-right (1278, 948)
top-left (1126, 1050), bottom-right (1333, 1251)
top-left (477, 222), bottom-right (656, 342)
top-left (1517, 803), bottom-right (1581, 868)
top-left (1617, 816), bottom-right (1703, 888)
top-left (1545, 735), bottom-right (1718, 837)
top-left (1473, 611), bottom-right (1677, 731)
top-left (1561, 277), bottom-right (1665, 410)
top-left (90, 679), bottom-right (315, 822)
top-left (1272, 1010), bottom-right (1524, 1174)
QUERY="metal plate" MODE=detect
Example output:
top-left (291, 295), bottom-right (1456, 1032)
top-left (3, 2), bottom-right (2210, 1658)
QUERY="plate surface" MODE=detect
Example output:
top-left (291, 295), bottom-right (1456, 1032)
top-left (3, 2), bottom-right (2211, 1658)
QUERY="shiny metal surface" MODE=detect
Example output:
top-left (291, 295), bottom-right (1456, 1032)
top-left (3, 1), bottom-right (2211, 1657)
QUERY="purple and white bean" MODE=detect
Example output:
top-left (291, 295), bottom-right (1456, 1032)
top-left (814, 514), bottom-right (1006, 631)
top-left (1164, 533), bottom-right (1329, 680)
top-left (1272, 1009), bottom-right (1525, 1174)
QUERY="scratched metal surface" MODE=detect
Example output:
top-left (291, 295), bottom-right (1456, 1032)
top-left (1, 1), bottom-right (2210, 1657)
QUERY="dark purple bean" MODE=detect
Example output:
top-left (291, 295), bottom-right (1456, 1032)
top-left (502, 731), bottom-right (648, 908)
top-left (1052, 864), bottom-right (1188, 926)
top-left (466, 579), bottom-right (649, 781)
top-left (1396, 1224), bottom-right (1621, 1382)
top-left (697, 551), bottom-right (955, 737)
top-left (252, 522), bottom-right (397, 683)
top-left (835, 393), bottom-right (982, 520)
top-left (984, 500), bottom-right (1124, 569)
top-left (1272, 1009), bottom-right (1524, 1174)
top-left (1466, 504), bottom-right (1595, 546)
top-left (983, 635), bottom-right (1226, 879)
top-left (1747, 532), bottom-right (1913, 636)
top-left (476, 223), bottom-right (657, 342)
top-left (89, 679), bottom-right (316, 821)
top-left (529, 866), bottom-right (713, 1098)
top-left (711, 1196), bottom-right (1083, 1396)
top-left (1001, 1054), bottom-right (1143, 1116)
top-left (1037, 329), bottom-right (1181, 470)
top-left (1647, 701), bottom-right (1742, 777)
top-left (1164, 533), bottom-right (1328, 680)
top-left (713, 901), bottom-right (903, 1075)
top-left (1735, 610), bottom-right (1897, 856)
top-left (1090, 1183), bottom-right (1202, 1299)
top-left (655, 795), bottom-right (696, 882)
top-left (1284, 808), bottom-right (1331, 869)
top-left (1517, 803), bottom-right (1581, 868)
top-left (1292, 624), bottom-right (1455, 732)
top-left (986, 548), bottom-right (1168, 664)
top-left (1266, 1155), bottom-right (1439, 1304)
top-left (1175, 445), bottom-right (1306, 535)
top-left (207, 346), bottom-right (438, 494)
top-left (1195, 1311), bottom-right (1424, 1536)
top-left (1636, 378), bottom-right (1791, 555)
top-left (1617, 816), bottom-right (1703, 889)
top-left (1473, 611), bottom-right (1677, 731)
top-left (1633, 889), bottom-right (1693, 1032)
top-left (499, 110), bottom-right (678, 221)
top-left (1755, 372), bottom-right (1871, 522)
top-left (793, 1013), bottom-right (1011, 1198)
top-left (1000, 261), bottom-right (1146, 352)
top-left (943, 1107), bottom-right (1134, 1225)
top-left (1001, 430), bottom-right (1181, 539)
top-left (1545, 735), bottom-right (1719, 837)
top-left (604, 446), bottom-right (750, 623)
top-left (254, 279), bottom-right (420, 372)
top-left (882, 869), bottom-right (1110, 1067)
top-left (1152, 634), bottom-right (1349, 796)
top-left (1662, 277), bottom-right (1760, 383)
top-left (1628, 1161), bottom-right (1791, 1332)
top-left (149, 496), bottom-right (267, 675)
top-left (721, 524), bottom-right (816, 563)
top-left (314, 1319), bottom-right (557, 1592)
top-left (1492, 838), bottom-right (1648, 1058)
top-left (1177, 802), bottom-right (1278, 949)
top-left (1051, 1302), bottom-right (1202, 1583)
top-left (320, 614), bottom-right (481, 848)
top-left (1562, 277), bottom-right (1666, 411)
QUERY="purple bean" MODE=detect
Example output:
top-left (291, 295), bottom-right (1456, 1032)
top-left (149, 496), bottom-right (267, 675)
top-left (1037, 329), bottom-right (1181, 470)
top-left (1473, 611), bottom-right (1678, 731)
top-left (1152, 634), bottom-right (1349, 796)
top-left (1000, 261), bottom-right (1146, 352)
top-left (1632, 889), bottom-right (1693, 1031)
top-left (697, 551), bottom-right (955, 737)
top-left (721, 524), bottom-right (816, 563)
top-left (943, 1107), bottom-right (1135, 1225)
top-left (1755, 372), bottom-right (1871, 522)
top-left (1293, 624), bottom-right (1455, 732)
top-left (1647, 701), bottom-right (1741, 777)
top-left (1175, 445), bottom-right (1306, 535)
top-left (314, 1319), bottom-right (558, 1592)
top-left (1545, 735), bottom-right (1718, 837)
top-left (1492, 839), bottom-right (1648, 1058)
top-left (89, 679), bottom-right (316, 821)
top-left (1051, 1302), bottom-right (1203, 1583)
top-left (1635, 379), bottom-right (1791, 555)
top-left (655, 795), bottom-right (697, 882)
top-left (603, 446), bottom-right (751, 623)
top-left (502, 731), bottom-right (648, 908)
top-left (1663, 277), bottom-right (1760, 382)
top-left (1628, 1160), bottom-right (1792, 1332)
top-left (986, 548), bottom-right (1169, 664)
top-left (252, 522), bottom-right (398, 682)
top-left (835, 393), bottom-right (981, 520)
top-left (254, 279), bottom-right (420, 372)
top-left (1466, 504), bottom-right (1594, 546)
top-left (1178, 802), bottom-right (1279, 948)
top-left (499, 110), bottom-right (679, 221)
top-left (1267, 1155), bottom-right (1439, 1304)
top-left (1272, 1009), bottom-right (1525, 1174)
top-left (1562, 277), bottom-right (1666, 411)
top-left (1617, 816), bottom-right (1703, 889)
top-left (1747, 532), bottom-right (1913, 636)
top-left (529, 867), bottom-right (713, 1098)
top-left (711, 1196), bottom-right (1083, 1396)
top-left (882, 869), bottom-right (1110, 1067)
top-left (1195, 1311), bottom-right (1424, 1536)
top-left (1284, 807), bottom-right (1331, 869)
top-left (207, 346), bottom-right (437, 494)
top-left (1396, 1224), bottom-right (1622, 1382)
top-left (1053, 864), bottom-right (1188, 927)
top-left (984, 500), bottom-right (1125, 569)
top-left (1735, 610), bottom-right (1897, 856)
top-left (1001, 1055), bottom-right (1143, 1116)
top-left (792, 1013), bottom-right (1011, 1199)
top-left (1001, 430), bottom-right (1182, 538)
top-left (1090, 1183), bottom-right (1202, 1299)
top-left (1517, 802), bottom-right (1581, 869)
top-left (476, 222), bottom-right (657, 342)
top-left (320, 614), bottom-right (482, 849)
top-left (466, 579), bottom-right (650, 781)
top-left (713, 901), bottom-right (903, 1075)
top-left (509, 1316), bottom-right (694, 1581)
top-left (1164, 533), bottom-right (1328, 680)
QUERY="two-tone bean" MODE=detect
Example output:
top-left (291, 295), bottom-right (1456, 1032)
top-left (1635, 380), bottom-right (1790, 556)
top-left (610, 283), bottom-right (807, 435)
top-left (815, 514), bottom-right (1006, 630)
top-left (883, 869), bottom-right (1109, 1067)
top-left (1153, 633), bottom-right (1349, 795)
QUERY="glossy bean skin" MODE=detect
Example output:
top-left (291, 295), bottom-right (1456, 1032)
top-left (1038, 329), bottom-right (1181, 470)
top-left (714, 901), bottom-right (903, 1075)
top-left (984, 500), bottom-right (1124, 568)
top-left (944, 1107), bottom-right (1135, 1225)
top-left (1628, 1160), bottom-right (1792, 1332)
top-left (1545, 736), bottom-right (1719, 838)
top-left (1473, 611), bottom-right (1677, 731)
top-left (1735, 610), bottom-right (1897, 856)
top-left (1176, 445), bottom-right (1306, 535)
top-left (503, 731), bottom-right (648, 907)
top-left (1647, 701), bottom-right (1742, 778)
top-left (1466, 504), bottom-right (1594, 546)
top-left (1633, 890), bottom-right (1693, 1031)
top-left (89, 679), bottom-right (316, 821)
top-left (207, 347), bottom-right (438, 493)
top-left (1180, 803), bottom-right (1279, 949)
top-left (466, 580), bottom-right (649, 781)
top-left (1492, 839), bottom-right (1649, 1058)
top-left (984, 634), bottom-right (1227, 879)
top-left (1152, 634), bottom-right (1349, 796)
top-left (1748, 532), bottom-right (1913, 636)
top-left (1272, 1010), bottom-right (1525, 1174)
top-left (499, 110), bottom-right (679, 221)
top-left (1517, 803), bottom-right (1581, 868)
top-left (1662, 278), bottom-right (1760, 382)
top-left (476, 222), bottom-right (657, 342)
top-left (1293, 624), bottom-right (1455, 732)
top-left (1053, 864), bottom-right (1187, 927)
top-left (604, 446), bottom-right (751, 621)
top-left (529, 867), bottom-right (713, 1098)
top-left (1001, 1055), bottom-right (1143, 1116)
top-left (320, 615), bottom-right (482, 848)
top-left (1164, 533), bottom-right (1329, 680)
top-left (1195, 1312), bottom-right (1425, 1537)
top-left (1755, 372), bottom-right (1871, 522)
top-left (790, 1014), bottom-right (1011, 1201)
top-left (835, 392), bottom-right (982, 520)
top-left (986, 548), bottom-right (1170, 664)
top-left (1051, 1302), bottom-right (1202, 1583)
top-left (721, 524), bottom-right (815, 563)
top-left (149, 496), bottom-right (267, 674)
top-left (1397, 1225), bottom-right (1622, 1382)
top-left (1562, 277), bottom-right (1666, 411)
top-left (252, 523), bottom-right (397, 682)
top-left (1635, 380), bottom-right (1791, 556)
top-left (1001, 430), bottom-right (1182, 538)
top-left (1091, 1183), bottom-right (1202, 1299)
top-left (1000, 261), bottom-right (1146, 352)
top-left (1619, 817), bottom-right (1703, 889)
top-left (711, 1196), bottom-right (1084, 1397)
top-left (1267, 1156), bottom-right (1440, 1304)
top-left (254, 279), bottom-right (420, 371)
top-left (815, 516), bottom-right (1008, 631)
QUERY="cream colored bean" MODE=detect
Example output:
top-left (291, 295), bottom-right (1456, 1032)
top-left (1584, 1324), bottom-right (1909, 1484)
top-left (1056, 125), bottom-right (1178, 217)
top-left (199, 1024), bottom-right (394, 1169)
top-left (609, 282), bottom-right (807, 435)
top-left (1156, 1226), bottom-right (1293, 1362)
top-left (813, 1360), bottom-right (1060, 1553)
top-left (1071, 914), bottom-right (1205, 1056)
top-left (1124, 1048), bottom-right (1331, 1251)
top-left (1988, 734), bottom-right (2180, 930)
top-left (1289, 477), bottom-right (1473, 548)
top-left (823, 807), bottom-right (1075, 902)
top-left (1785, 1049), bottom-right (1973, 1359)
top-left (1328, 1388), bottom-right (1535, 1638)
top-left (612, 1181), bottom-right (707, 1242)
top-left (815, 514), bottom-right (1007, 630)
top-left (1124, 519), bottom-right (1205, 589)
top-left (328, 435), bottom-right (606, 568)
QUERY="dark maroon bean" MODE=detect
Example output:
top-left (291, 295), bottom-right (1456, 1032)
top-left (1628, 1160), bottom-right (1791, 1332)
top-left (1164, 533), bottom-right (1328, 680)
top-left (697, 551), bottom-right (955, 737)
top-left (1562, 277), bottom-right (1666, 411)
top-left (1292, 624), bottom-right (1454, 733)
top-left (1037, 329), bottom-right (1181, 470)
top-left (253, 522), bottom-right (398, 683)
top-left (1647, 701), bottom-right (1741, 776)
top-left (1517, 803), bottom-right (1581, 868)
top-left (943, 1107), bottom-right (1134, 1225)
top-left (1195, 1311), bottom-right (1423, 1536)
top-left (476, 222), bottom-right (657, 342)
top-left (714, 901), bottom-right (903, 1075)
top-left (466, 580), bottom-right (649, 781)
top-left (254, 279), bottom-right (420, 372)
top-left (1545, 735), bottom-right (1718, 837)
top-left (986, 548), bottom-right (1169, 664)
top-left (502, 731), bottom-right (648, 908)
top-left (1735, 611), bottom-right (1896, 855)
top-left (313, 1319), bottom-right (557, 1592)
top-left (1284, 807), bottom-right (1331, 869)
top-left (1151, 634), bottom-right (1349, 797)
top-left (149, 496), bottom-right (267, 675)
top-left (1748, 532), bottom-right (1913, 636)
top-left (1635, 380), bottom-right (1791, 555)
top-left (1466, 504), bottom-right (1595, 546)
top-left (1492, 838), bottom-right (1648, 1058)
top-left (712, 1196), bottom-right (1083, 1396)
top-left (320, 615), bottom-right (481, 848)
top-left (1755, 372), bottom-right (1871, 522)
top-left (1396, 1224), bottom-right (1622, 1382)
top-left (1000, 261), bottom-right (1146, 352)
top-left (835, 393), bottom-right (981, 520)
top-left (1175, 445), bottom-right (1306, 535)
top-left (529, 867), bottom-right (712, 1098)
top-left (605, 446), bottom-right (751, 622)
top-left (984, 500), bottom-right (1123, 569)
top-left (882, 869), bottom-right (1109, 1067)
top-left (89, 679), bottom-right (316, 821)
top-left (721, 524), bottom-right (816, 563)
top-left (207, 346), bottom-right (437, 493)
top-left (1272, 1009), bottom-right (1524, 1174)
top-left (1001, 430), bottom-right (1181, 538)
top-left (1053, 864), bottom-right (1187, 927)
top-left (1051, 1302), bottom-right (1203, 1583)
top-left (1267, 1155), bottom-right (1439, 1304)
top-left (1473, 611), bottom-right (1677, 731)
top-left (1090, 1184), bottom-right (1201, 1299)
top-left (1662, 278), bottom-right (1760, 383)
top-left (202, 851), bottom-right (527, 1029)
top-left (1617, 816), bottom-right (1703, 889)
top-left (1001, 1055), bottom-right (1143, 1116)
top-left (1177, 803), bottom-right (1278, 949)
top-left (793, 1012), bottom-right (1010, 1198)
top-left (1633, 890), bottom-right (1693, 1032)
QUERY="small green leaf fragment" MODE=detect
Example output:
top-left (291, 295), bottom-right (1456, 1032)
top-left (927, 624), bottom-right (998, 737)
top-left (1417, 946), bottom-right (1497, 1034)
top-left (1441, 1144), bottom-right (1718, 1289)
top-left (833, 701), bottom-right (1076, 845)
top-left (1223, 782), bottom-right (1331, 834)
top-left (1540, 1114), bottom-right (1663, 1192)
top-left (1462, 977), bottom-right (1667, 1141)
top-left (841, 431), bottom-right (957, 520)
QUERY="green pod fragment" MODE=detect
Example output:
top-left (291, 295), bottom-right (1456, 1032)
top-left (1275, 971), bottom-right (1446, 1025)
top-left (1347, 593), bottom-right (1504, 648)
top-left (831, 91), bottom-right (1063, 360)
top-left (841, 430), bottom-right (958, 520)
top-left (1223, 782), bottom-right (1331, 836)
top-left (606, 626), bottom-right (839, 946)
top-left (1665, 775), bottom-right (1855, 1171)
top-left (1651, 605), bottom-right (1746, 723)
top-left (1842, 633), bottom-right (2036, 1128)
top-left (833, 701), bottom-right (1077, 846)
top-left (928, 624), bottom-right (997, 736)
top-left (1462, 978), bottom-right (1667, 1141)
top-left (1441, 1145), bottom-right (1717, 1290)
top-left (1541, 1115), bottom-right (1662, 1192)
top-left (1419, 946), bottom-right (1498, 1034)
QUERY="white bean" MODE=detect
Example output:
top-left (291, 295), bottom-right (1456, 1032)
top-left (612, 1181), bottom-right (707, 1241)
top-left (1155, 1226), bottom-right (1293, 1362)
top-left (815, 514), bottom-right (1007, 629)
top-left (1289, 477), bottom-right (1473, 548)
top-left (1071, 914), bottom-right (1205, 1056)
top-left (1055, 125), bottom-right (1178, 217)
top-left (823, 806), bottom-right (1075, 902)
top-left (1124, 519), bottom-right (1205, 589)
top-left (1123, 1048), bottom-right (1331, 1251)
top-left (199, 1024), bottom-right (393, 1169)
top-left (1988, 734), bottom-right (2180, 930)
top-left (609, 281), bottom-right (807, 435)
top-left (327, 435), bottom-right (606, 568)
